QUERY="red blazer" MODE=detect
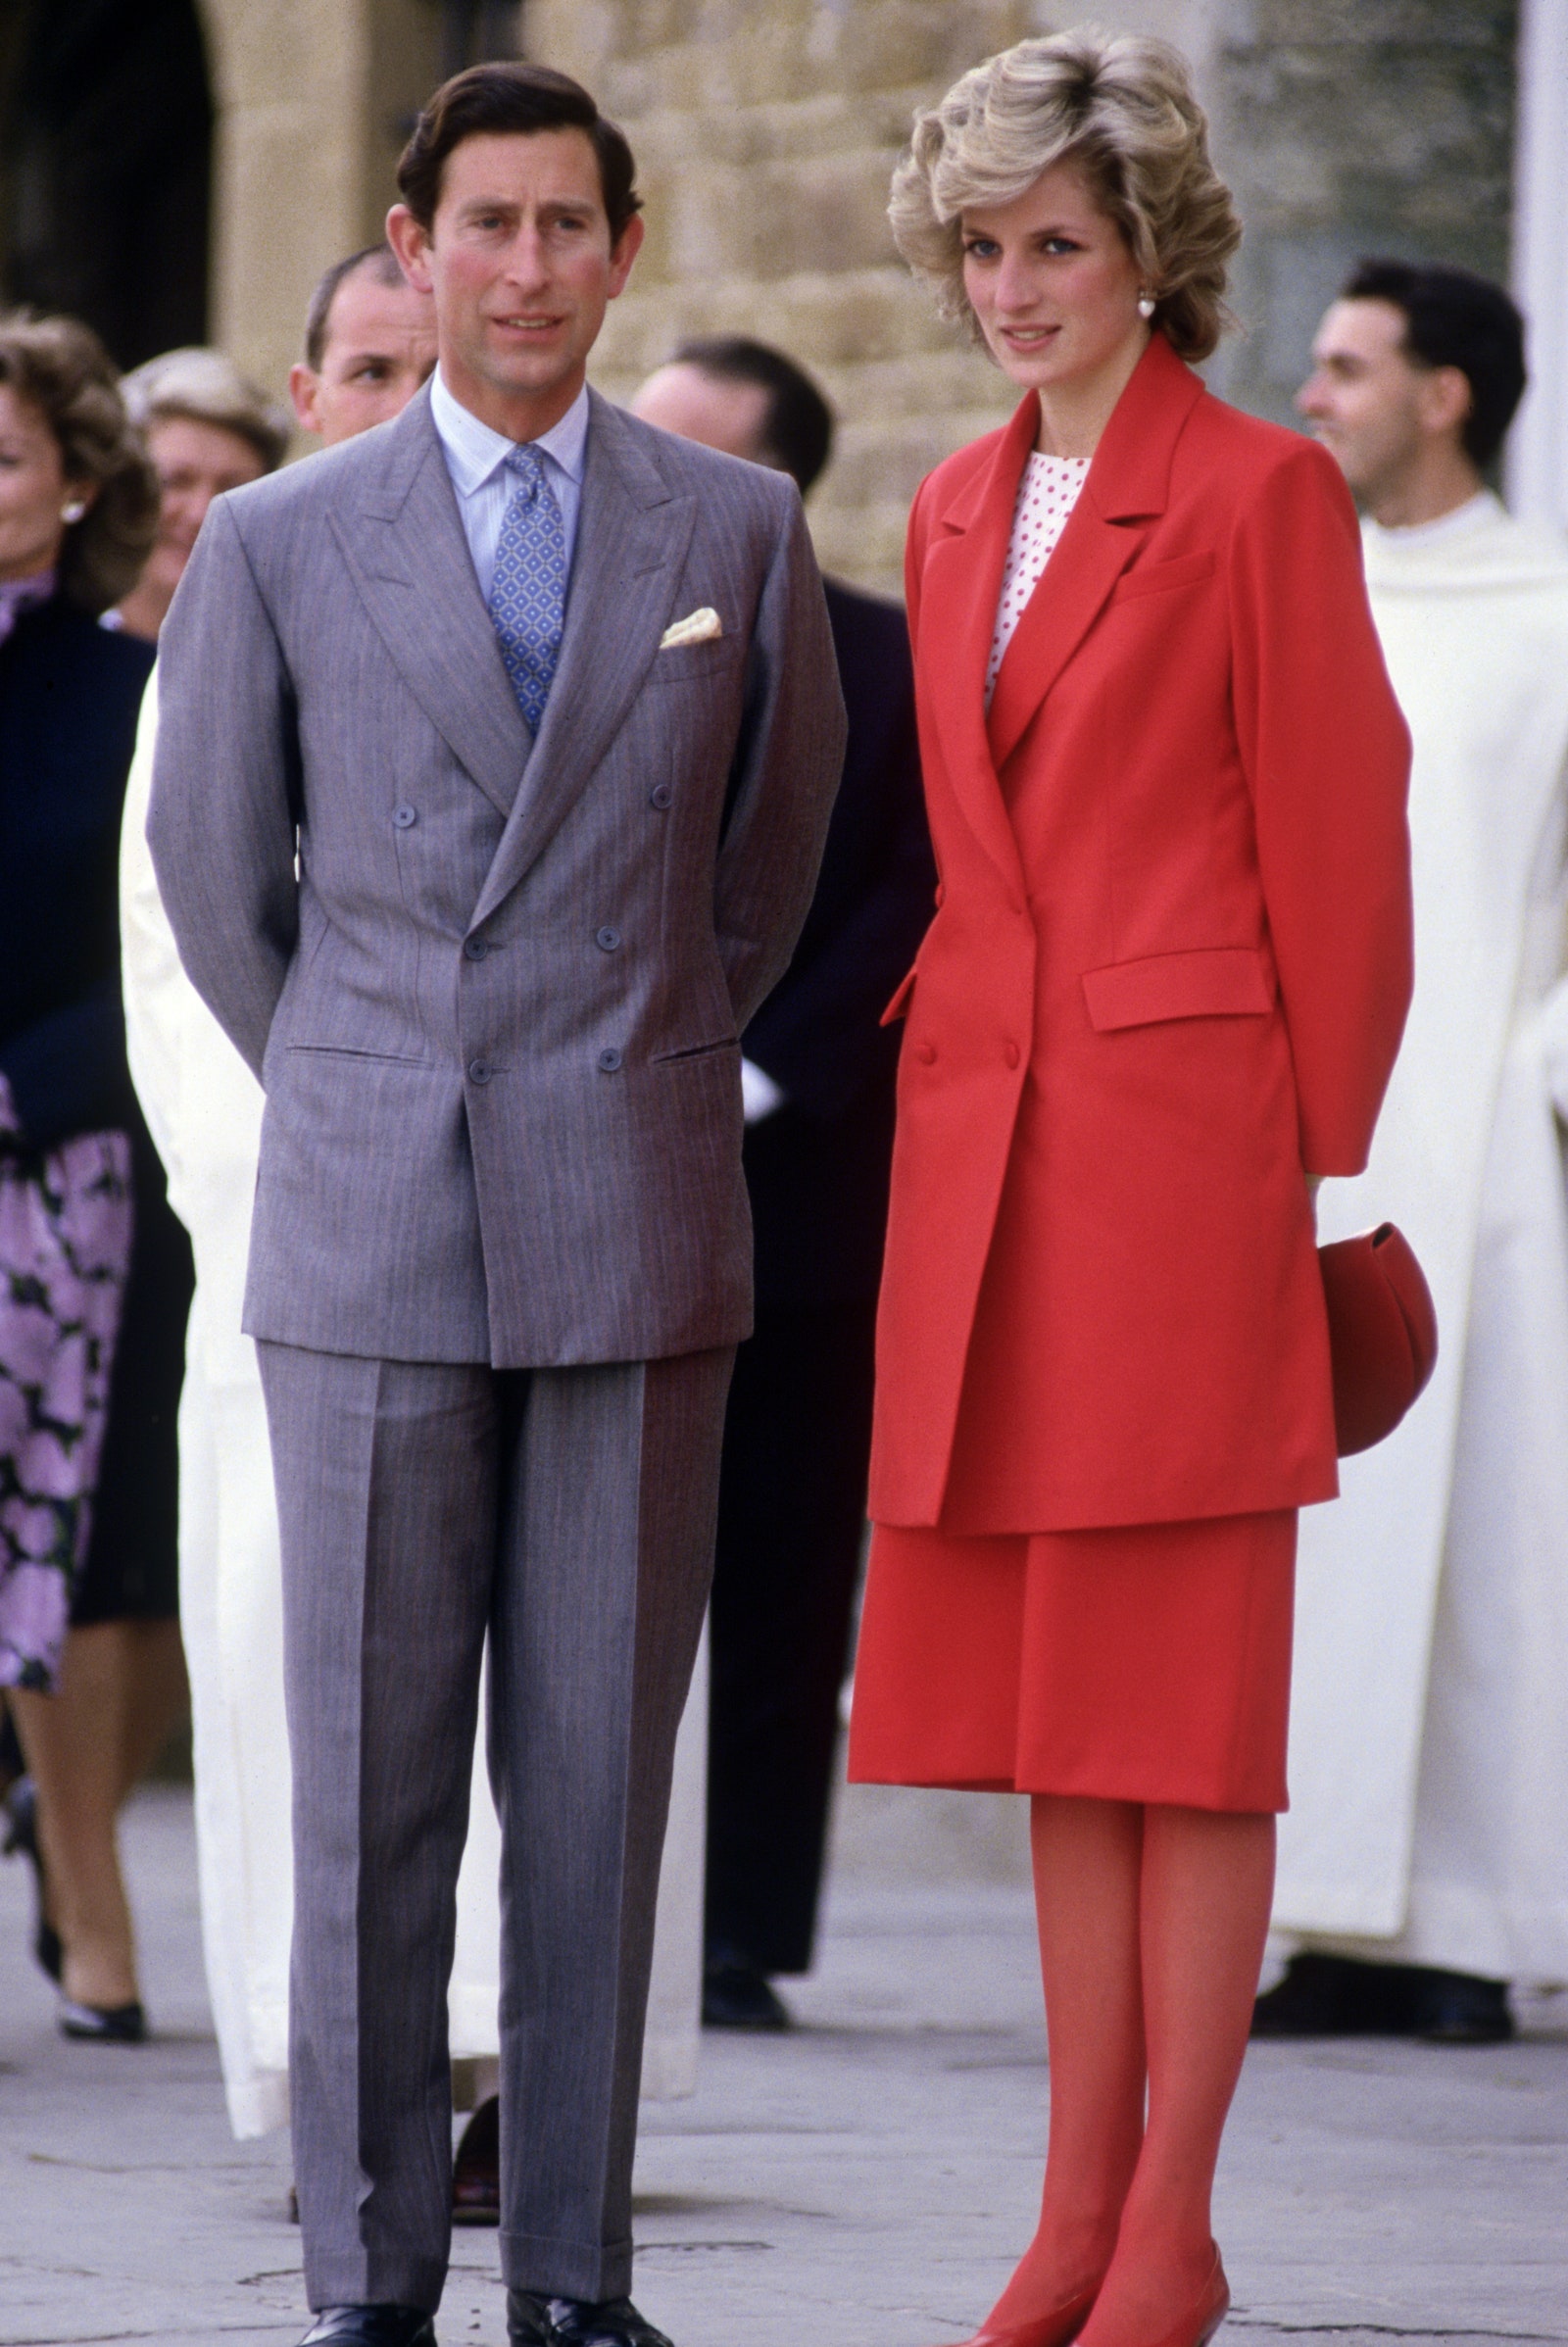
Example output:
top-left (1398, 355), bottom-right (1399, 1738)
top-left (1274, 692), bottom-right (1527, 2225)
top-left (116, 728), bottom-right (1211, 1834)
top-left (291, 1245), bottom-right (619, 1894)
top-left (869, 334), bottom-right (1413, 1533)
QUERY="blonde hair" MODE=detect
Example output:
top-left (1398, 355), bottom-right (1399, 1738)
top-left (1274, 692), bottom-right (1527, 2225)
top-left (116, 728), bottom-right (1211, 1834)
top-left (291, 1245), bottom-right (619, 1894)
top-left (889, 26), bottom-right (1241, 364)
top-left (120, 346), bottom-right (291, 474)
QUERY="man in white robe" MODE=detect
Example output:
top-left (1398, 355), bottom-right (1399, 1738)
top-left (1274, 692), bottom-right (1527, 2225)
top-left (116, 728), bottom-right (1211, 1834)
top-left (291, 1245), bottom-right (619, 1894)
top-left (1256, 261), bottom-right (1568, 2041)
top-left (120, 248), bottom-right (710, 2157)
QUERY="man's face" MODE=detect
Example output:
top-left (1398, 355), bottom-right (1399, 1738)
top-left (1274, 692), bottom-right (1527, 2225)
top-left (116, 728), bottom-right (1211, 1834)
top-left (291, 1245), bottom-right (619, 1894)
top-left (630, 364), bottom-right (773, 465)
top-left (291, 269), bottom-right (437, 445)
top-left (388, 128), bottom-right (642, 433)
top-left (1296, 299), bottom-right (1430, 504)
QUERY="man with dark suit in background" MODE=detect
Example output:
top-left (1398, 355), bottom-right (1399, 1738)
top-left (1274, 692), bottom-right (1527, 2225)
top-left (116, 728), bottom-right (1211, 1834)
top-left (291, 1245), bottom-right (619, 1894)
top-left (632, 342), bottom-right (934, 2030)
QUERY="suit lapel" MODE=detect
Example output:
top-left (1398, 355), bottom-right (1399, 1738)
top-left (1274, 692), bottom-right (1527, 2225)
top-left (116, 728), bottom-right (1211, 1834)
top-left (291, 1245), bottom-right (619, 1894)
top-left (329, 385), bottom-right (528, 822)
top-left (470, 392), bottom-right (696, 928)
top-left (986, 336), bottom-right (1205, 775)
top-left (919, 396), bottom-right (1036, 899)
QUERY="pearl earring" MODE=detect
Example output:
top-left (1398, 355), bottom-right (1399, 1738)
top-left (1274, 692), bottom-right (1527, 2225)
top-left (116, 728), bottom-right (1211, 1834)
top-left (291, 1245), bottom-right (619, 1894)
top-left (61, 499), bottom-right (88, 524)
top-left (1137, 293), bottom-right (1156, 320)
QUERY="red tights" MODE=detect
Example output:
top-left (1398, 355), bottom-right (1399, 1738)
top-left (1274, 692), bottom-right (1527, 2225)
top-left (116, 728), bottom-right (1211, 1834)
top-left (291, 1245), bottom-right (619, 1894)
top-left (983, 1796), bottom-right (1274, 2346)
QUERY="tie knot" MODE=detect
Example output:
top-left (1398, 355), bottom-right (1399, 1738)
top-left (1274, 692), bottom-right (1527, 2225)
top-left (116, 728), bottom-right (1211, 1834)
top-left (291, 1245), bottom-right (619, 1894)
top-left (505, 444), bottom-right (548, 498)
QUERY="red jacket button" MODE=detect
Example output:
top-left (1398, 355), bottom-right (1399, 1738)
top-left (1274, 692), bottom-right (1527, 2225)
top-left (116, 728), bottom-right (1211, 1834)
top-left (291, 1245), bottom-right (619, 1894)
top-left (1004, 1041), bottom-right (1021, 1069)
top-left (914, 1041), bottom-right (937, 1064)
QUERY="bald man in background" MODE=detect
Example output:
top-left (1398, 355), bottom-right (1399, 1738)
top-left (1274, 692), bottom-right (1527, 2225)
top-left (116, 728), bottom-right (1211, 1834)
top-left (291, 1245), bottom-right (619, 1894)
top-left (632, 340), bottom-right (934, 2031)
top-left (289, 241), bottom-right (437, 447)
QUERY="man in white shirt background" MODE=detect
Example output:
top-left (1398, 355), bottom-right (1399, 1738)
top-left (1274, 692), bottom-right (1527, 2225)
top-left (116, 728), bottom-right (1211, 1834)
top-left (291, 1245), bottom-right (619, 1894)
top-left (1257, 261), bottom-right (1568, 2043)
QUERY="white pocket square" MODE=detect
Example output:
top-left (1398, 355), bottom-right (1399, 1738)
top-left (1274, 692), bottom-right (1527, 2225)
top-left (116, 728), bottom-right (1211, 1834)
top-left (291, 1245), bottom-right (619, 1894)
top-left (660, 607), bottom-right (722, 650)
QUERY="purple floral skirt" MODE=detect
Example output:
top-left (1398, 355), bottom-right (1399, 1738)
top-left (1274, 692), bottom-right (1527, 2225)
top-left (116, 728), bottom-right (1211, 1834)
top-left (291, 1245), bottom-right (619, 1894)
top-left (0, 1076), bottom-right (133, 1692)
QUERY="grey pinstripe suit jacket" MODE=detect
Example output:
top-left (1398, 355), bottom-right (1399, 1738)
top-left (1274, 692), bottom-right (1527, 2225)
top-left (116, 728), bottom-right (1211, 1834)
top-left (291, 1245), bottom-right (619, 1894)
top-left (147, 384), bottom-right (846, 1367)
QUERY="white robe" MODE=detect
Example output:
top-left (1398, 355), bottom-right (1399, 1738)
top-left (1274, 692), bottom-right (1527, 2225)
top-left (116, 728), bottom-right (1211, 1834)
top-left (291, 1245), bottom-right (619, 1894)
top-left (120, 678), bottom-right (708, 2135)
top-left (1275, 493), bottom-right (1568, 1981)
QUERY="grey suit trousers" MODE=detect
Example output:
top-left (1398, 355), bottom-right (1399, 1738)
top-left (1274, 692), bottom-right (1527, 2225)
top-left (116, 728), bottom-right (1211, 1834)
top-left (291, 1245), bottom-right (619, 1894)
top-left (256, 1341), bottom-right (734, 2314)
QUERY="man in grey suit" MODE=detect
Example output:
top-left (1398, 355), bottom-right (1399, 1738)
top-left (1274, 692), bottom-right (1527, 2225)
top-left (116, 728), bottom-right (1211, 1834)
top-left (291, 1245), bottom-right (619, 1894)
top-left (148, 62), bottom-right (844, 2347)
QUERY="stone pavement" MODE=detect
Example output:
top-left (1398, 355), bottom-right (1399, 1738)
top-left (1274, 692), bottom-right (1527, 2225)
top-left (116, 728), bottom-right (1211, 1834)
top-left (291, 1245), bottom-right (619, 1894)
top-left (2, 1780), bottom-right (1565, 2347)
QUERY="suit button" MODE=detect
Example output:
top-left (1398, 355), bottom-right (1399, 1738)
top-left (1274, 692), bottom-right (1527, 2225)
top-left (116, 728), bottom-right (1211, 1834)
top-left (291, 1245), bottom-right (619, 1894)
top-left (464, 937), bottom-right (489, 961)
top-left (650, 783), bottom-right (673, 809)
top-left (1004, 1041), bottom-right (1021, 1069)
top-left (596, 926), bottom-right (621, 953)
top-left (914, 1041), bottom-right (936, 1065)
top-left (597, 1047), bottom-right (623, 1073)
top-left (393, 804), bottom-right (416, 829)
top-left (467, 1058), bottom-right (492, 1085)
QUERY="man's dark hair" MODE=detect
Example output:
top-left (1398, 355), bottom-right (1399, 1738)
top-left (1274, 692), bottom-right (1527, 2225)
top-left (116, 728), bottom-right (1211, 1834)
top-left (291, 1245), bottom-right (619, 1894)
top-left (669, 337), bottom-right (834, 496)
top-left (303, 243), bottom-right (407, 370)
top-left (397, 62), bottom-right (641, 244)
top-left (1341, 257), bottom-right (1527, 470)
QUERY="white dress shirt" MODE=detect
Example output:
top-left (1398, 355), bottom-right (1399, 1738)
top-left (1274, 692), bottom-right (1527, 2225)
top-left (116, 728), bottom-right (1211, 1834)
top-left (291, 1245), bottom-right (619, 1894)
top-left (429, 368), bottom-right (590, 600)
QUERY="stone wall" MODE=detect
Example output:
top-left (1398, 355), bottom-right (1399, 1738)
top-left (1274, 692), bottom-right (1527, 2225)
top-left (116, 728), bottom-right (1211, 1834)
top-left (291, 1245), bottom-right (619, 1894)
top-left (1209, 0), bottom-right (1519, 427)
top-left (180, 0), bottom-right (1519, 589)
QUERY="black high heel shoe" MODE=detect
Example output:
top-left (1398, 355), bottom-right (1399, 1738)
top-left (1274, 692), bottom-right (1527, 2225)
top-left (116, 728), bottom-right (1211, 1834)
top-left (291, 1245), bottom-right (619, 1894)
top-left (59, 1997), bottom-right (147, 2043)
top-left (2, 1775), bottom-right (63, 1982)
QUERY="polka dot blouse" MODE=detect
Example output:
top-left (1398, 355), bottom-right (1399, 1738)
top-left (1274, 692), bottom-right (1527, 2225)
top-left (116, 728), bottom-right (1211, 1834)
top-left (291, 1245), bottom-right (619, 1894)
top-left (985, 450), bottom-right (1092, 708)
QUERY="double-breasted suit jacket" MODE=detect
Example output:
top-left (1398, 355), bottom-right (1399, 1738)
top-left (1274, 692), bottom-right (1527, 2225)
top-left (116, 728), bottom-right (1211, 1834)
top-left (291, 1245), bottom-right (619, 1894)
top-left (148, 386), bottom-right (845, 1370)
top-left (869, 334), bottom-right (1413, 1535)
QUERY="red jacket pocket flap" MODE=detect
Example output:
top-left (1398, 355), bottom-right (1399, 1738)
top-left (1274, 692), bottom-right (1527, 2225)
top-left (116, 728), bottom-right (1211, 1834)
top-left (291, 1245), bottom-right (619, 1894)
top-left (881, 966), bottom-right (917, 1026)
top-left (1082, 947), bottom-right (1273, 1032)
top-left (1109, 551), bottom-right (1217, 605)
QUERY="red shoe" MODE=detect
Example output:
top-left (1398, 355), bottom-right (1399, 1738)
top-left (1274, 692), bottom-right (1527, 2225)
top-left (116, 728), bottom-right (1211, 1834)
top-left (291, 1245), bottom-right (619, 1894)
top-left (1147, 2247), bottom-right (1229, 2347)
top-left (940, 2282), bottom-right (1101, 2347)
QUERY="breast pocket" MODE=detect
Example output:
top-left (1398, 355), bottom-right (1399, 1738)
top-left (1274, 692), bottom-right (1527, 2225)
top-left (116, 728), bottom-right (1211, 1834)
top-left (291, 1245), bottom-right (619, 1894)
top-left (1108, 552), bottom-right (1217, 606)
top-left (647, 636), bottom-right (746, 685)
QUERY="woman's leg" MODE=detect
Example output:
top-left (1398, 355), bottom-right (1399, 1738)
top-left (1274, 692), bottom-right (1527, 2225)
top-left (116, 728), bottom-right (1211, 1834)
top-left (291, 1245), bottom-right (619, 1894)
top-left (115, 1618), bottom-right (190, 1798)
top-left (983, 1795), bottom-right (1148, 2329)
top-left (10, 1624), bottom-right (144, 2010)
top-left (1079, 1804), bottom-right (1275, 2343)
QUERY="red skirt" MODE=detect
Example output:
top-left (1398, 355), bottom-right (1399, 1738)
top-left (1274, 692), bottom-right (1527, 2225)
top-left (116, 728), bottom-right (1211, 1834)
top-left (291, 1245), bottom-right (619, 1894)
top-left (847, 1510), bottom-right (1297, 1814)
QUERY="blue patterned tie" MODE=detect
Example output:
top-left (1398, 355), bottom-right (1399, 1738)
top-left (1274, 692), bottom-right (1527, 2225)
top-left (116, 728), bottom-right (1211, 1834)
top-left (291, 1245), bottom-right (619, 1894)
top-left (487, 445), bottom-right (566, 733)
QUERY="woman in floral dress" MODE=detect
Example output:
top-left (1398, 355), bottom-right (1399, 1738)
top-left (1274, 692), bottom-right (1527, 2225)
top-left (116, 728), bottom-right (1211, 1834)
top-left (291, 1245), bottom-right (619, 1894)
top-left (0, 313), bottom-right (159, 2027)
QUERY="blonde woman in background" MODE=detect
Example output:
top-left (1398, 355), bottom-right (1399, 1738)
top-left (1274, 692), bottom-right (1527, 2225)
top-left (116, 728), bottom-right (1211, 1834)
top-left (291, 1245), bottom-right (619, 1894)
top-left (112, 346), bottom-right (290, 642)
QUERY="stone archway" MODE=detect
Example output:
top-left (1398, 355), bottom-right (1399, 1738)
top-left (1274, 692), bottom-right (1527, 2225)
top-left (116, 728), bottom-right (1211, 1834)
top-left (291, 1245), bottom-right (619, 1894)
top-left (194, 0), bottom-right (451, 403)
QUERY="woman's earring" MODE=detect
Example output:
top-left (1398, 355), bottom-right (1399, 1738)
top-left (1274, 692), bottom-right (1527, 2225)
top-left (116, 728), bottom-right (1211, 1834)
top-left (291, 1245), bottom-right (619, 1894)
top-left (61, 500), bottom-right (88, 524)
top-left (1137, 292), bottom-right (1156, 320)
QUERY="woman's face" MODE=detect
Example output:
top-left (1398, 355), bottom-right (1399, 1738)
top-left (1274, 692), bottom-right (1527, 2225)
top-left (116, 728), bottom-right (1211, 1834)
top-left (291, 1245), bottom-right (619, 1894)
top-left (960, 159), bottom-right (1146, 398)
top-left (142, 414), bottom-right (268, 598)
top-left (0, 383), bottom-right (79, 583)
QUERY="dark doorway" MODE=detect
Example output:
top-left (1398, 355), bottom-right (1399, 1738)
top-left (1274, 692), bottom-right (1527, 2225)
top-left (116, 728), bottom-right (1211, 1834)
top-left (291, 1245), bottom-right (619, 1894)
top-left (0, 0), bottom-right (213, 369)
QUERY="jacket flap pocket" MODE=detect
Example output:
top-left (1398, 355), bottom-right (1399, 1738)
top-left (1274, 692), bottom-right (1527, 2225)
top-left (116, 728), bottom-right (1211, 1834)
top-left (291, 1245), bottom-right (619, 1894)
top-left (1109, 551), bottom-right (1216, 605)
top-left (1082, 947), bottom-right (1273, 1033)
top-left (881, 966), bottom-right (917, 1027)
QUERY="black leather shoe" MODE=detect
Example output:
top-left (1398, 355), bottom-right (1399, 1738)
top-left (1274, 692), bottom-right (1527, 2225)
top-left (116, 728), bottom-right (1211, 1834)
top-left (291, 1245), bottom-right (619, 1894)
top-left (701, 1954), bottom-right (791, 2031)
top-left (1251, 1953), bottom-right (1420, 2037)
top-left (1411, 1967), bottom-right (1514, 2043)
top-left (298, 2309), bottom-right (436, 2346)
top-left (507, 2292), bottom-right (672, 2347)
top-left (452, 2091), bottom-right (500, 2225)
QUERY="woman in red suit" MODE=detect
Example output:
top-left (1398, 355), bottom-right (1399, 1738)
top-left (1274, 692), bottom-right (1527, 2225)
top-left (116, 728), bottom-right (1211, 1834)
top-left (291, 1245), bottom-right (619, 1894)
top-left (848, 30), bottom-right (1412, 2347)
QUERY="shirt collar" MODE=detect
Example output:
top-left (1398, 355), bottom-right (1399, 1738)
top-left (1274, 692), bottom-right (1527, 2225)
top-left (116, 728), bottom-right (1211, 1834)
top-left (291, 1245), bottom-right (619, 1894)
top-left (429, 368), bottom-right (590, 497)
